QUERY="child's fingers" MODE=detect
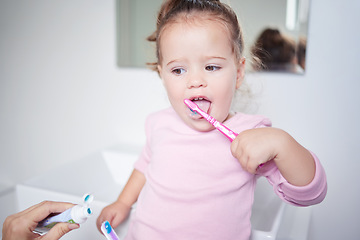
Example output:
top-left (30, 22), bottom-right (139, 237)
top-left (245, 158), bottom-right (261, 174)
top-left (231, 138), bottom-right (265, 174)
top-left (231, 138), bottom-right (249, 169)
top-left (96, 209), bottom-right (115, 233)
top-left (96, 214), bottom-right (107, 233)
top-left (111, 211), bottom-right (129, 229)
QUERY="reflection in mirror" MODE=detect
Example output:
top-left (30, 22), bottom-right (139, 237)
top-left (250, 28), bottom-right (305, 74)
top-left (117, 0), bottom-right (310, 74)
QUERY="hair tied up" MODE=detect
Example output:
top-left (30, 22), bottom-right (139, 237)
top-left (146, 0), bottom-right (244, 73)
top-left (185, 0), bottom-right (220, 3)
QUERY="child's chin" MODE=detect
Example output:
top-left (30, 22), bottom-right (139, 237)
top-left (189, 121), bottom-right (215, 132)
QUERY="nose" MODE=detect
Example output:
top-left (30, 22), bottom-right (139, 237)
top-left (186, 72), bottom-right (207, 89)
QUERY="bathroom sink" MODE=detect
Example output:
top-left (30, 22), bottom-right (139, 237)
top-left (250, 178), bottom-right (285, 239)
top-left (0, 146), bottom-right (311, 239)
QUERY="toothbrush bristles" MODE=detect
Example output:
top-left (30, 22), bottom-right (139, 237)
top-left (189, 108), bottom-right (197, 114)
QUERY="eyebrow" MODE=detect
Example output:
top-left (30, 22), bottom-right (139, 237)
top-left (166, 56), bottom-right (227, 66)
top-left (207, 56), bottom-right (227, 61)
top-left (166, 59), bottom-right (182, 66)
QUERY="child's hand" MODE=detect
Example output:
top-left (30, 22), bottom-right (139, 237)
top-left (230, 127), bottom-right (283, 174)
top-left (96, 201), bottom-right (131, 233)
top-left (96, 169), bottom-right (146, 233)
top-left (231, 127), bottom-right (316, 186)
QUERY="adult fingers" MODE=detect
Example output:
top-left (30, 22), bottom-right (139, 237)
top-left (28, 201), bottom-right (75, 223)
top-left (41, 222), bottom-right (79, 240)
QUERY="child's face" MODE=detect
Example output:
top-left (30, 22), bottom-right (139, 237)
top-left (158, 18), bottom-right (244, 132)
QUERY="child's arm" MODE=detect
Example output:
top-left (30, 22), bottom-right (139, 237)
top-left (231, 127), bottom-right (316, 186)
top-left (117, 169), bottom-right (146, 206)
top-left (96, 169), bottom-right (146, 232)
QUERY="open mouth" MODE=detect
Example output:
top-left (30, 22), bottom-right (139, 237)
top-left (188, 97), bottom-right (211, 119)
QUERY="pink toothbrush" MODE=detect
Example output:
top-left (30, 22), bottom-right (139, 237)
top-left (185, 99), bottom-right (265, 170)
top-left (184, 99), bottom-right (238, 141)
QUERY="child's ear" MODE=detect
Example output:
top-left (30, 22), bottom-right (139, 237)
top-left (236, 57), bottom-right (246, 89)
top-left (157, 65), bottom-right (164, 83)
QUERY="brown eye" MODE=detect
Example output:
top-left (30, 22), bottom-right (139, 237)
top-left (205, 65), bottom-right (221, 71)
top-left (172, 68), bottom-right (185, 75)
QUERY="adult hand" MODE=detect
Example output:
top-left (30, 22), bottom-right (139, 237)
top-left (2, 201), bottom-right (79, 240)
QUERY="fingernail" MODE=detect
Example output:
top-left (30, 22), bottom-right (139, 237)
top-left (68, 223), bottom-right (80, 230)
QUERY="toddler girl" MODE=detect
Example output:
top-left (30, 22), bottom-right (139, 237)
top-left (97, 0), bottom-right (327, 239)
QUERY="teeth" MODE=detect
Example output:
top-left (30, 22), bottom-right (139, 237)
top-left (193, 97), bottom-right (204, 101)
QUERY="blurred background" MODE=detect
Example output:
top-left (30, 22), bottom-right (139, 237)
top-left (1, 0), bottom-right (360, 239)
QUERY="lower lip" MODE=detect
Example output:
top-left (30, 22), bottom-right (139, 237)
top-left (187, 108), bottom-right (203, 120)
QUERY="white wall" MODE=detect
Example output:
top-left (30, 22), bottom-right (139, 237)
top-left (0, 0), bottom-right (359, 239)
top-left (0, 0), bottom-right (169, 187)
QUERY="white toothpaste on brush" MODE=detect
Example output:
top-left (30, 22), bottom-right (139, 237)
top-left (34, 194), bottom-right (93, 235)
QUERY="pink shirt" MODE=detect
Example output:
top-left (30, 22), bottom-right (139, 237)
top-left (125, 108), bottom-right (327, 240)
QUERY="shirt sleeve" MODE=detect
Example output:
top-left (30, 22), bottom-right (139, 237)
top-left (259, 151), bottom-right (327, 206)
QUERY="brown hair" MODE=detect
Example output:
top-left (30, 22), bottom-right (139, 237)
top-left (147, 0), bottom-right (244, 72)
top-left (251, 28), bottom-right (296, 70)
top-left (297, 37), bottom-right (306, 70)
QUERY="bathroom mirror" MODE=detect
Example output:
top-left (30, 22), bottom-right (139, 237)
top-left (116, 0), bottom-right (310, 74)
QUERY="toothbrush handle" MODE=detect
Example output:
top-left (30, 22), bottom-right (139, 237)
top-left (206, 116), bottom-right (238, 142)
top-left (202, 109), bottom-right (265, 169)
